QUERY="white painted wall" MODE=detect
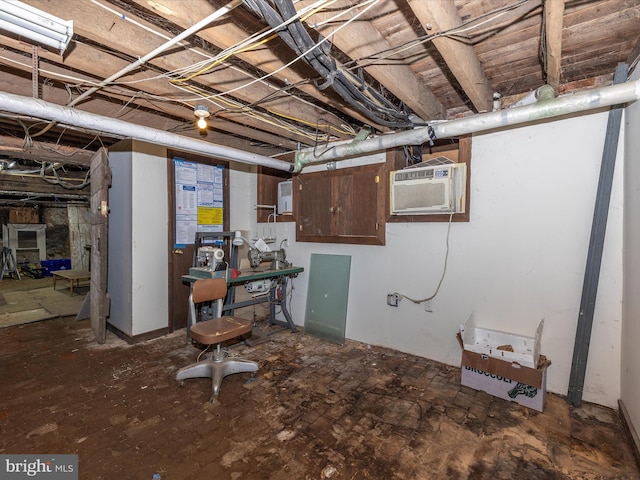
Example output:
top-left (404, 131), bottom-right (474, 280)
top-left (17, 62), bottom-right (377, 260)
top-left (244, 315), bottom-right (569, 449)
top-left (622, 66), bottom-right (640, 438)
top-left (108, 140), bottom-right (169, 337)
top-left (248, 111), bottom-right (625, 408)
top-left (112, 107), bottom-right (627, 408)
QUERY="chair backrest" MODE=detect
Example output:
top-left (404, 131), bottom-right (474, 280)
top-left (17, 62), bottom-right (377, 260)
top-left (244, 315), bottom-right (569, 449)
top-left (192, 277), bottom-right (227, 304)
top-left (190, 278), bottom-right (228, 322)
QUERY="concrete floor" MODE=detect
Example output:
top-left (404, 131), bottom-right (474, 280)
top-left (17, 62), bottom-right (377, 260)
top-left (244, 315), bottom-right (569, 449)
top-left (0, 280), bottom-right (639, 479)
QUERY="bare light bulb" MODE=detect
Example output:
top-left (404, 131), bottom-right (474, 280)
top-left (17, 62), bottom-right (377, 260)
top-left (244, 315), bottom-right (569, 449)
top-left (194, 104), bottom-right (210, 130)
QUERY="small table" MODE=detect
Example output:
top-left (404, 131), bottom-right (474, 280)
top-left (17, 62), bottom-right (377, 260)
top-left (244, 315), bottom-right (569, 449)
top-left (51, 269), bottom-right (91, 295)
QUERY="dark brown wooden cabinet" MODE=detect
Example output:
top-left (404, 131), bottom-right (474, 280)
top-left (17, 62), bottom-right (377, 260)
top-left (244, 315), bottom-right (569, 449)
top-left (255, 139), bottom-right (470, 246)
top-left (293, 161), bottom-right (387, 245)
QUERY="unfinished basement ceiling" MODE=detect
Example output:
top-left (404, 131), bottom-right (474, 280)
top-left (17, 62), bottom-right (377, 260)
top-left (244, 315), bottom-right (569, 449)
top-left (0, 0), bottom-right (639, 177)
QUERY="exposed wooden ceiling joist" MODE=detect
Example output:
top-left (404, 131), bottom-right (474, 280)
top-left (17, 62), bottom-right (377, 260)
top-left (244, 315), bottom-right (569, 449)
top-left (302, 0), bottom-right (446, 121)
top-left (126, 0), bottom-right (378, 132)
top-left (24, 0), bottom-right (353, 143)
top-left (0, 135), bottom-right (94, 166)
top-left (407, 0), bottom-right (493, 113)
top-left (0, 0), bottom-right (636, 175)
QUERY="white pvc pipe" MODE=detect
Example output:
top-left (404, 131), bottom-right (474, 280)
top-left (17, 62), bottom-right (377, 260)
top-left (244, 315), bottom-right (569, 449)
top-left (0, 91), bottom-right (295, 171)
top-left (28, 0), bottom-right (242, 138)
top-left (294, 80), bottom-right (640, 170)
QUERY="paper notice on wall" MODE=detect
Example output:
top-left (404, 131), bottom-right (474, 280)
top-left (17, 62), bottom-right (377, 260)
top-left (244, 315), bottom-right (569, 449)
top-left (174, 159), bottom-right (224, 246)
top-left (197, 207), bottom-right (223, 225)
top-left (176, 214), bottom-right (198, 246)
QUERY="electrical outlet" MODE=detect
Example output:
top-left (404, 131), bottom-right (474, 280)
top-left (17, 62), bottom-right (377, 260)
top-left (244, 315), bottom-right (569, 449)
top-left (387, 293), bottom-right (399, 307)
top-left (425, 300), bottom-right (433, 313)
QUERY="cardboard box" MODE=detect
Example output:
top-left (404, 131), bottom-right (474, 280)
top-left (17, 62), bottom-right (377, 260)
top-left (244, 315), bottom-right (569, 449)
top-left (460, 313), bottom-right (543, 368)
top-left (460, 349), bottom-right (550, 412)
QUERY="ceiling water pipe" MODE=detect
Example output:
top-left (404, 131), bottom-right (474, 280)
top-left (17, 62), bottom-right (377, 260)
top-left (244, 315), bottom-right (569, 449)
top-left (292, 79), bottom-right (640, 172)
top-left (0, 91), bottom-right (295, 172)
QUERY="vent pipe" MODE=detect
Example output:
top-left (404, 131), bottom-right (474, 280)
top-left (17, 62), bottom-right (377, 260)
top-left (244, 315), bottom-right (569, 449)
top-left (1, 79), bottom-right (638, 174)
top-left (0, 91), bottom-right (295, 172)
top-left (293, 79), bottom-right (640, 171)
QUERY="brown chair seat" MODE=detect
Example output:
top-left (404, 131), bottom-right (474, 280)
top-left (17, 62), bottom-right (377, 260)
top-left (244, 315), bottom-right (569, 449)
top-left (190, 316), bottom-right (252, 345)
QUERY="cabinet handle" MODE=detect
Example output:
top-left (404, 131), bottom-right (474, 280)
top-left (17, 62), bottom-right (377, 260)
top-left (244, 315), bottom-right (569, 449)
top-left (329, 206), bottom-right (335, 213)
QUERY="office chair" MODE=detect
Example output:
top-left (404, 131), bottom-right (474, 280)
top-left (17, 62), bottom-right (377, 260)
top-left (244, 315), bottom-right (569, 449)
top-left (176, 277), bottom-right (258, 402)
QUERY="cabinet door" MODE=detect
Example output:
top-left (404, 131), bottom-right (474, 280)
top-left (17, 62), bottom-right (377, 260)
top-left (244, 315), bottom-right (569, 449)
top-left (294, 162), bottom-right (386, 245)
top-left (333, 166), bottom-right (381, 239)
top-left (296, 173), bottom-right (332, 236)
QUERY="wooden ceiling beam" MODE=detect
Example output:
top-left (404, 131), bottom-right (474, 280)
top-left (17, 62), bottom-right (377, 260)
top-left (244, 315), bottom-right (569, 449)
top-left (544, 0), bottom-right (565, 92)
top-left (23, 0), bottom-right (345, 143)
top-left (0, 135), bottom-right (94, 166)
top-left (301, 0), bottom-right (445, 121)
top-left (127, 0), bottom-right (376, 132)
top-left (0, 38), bottom-right (302, 148)
top-left (0, 172), bottom-right (90, 198)
top-left (626, 34), bottom-right (640, 67)
top-left (407, 0), bottom-right (493, 113)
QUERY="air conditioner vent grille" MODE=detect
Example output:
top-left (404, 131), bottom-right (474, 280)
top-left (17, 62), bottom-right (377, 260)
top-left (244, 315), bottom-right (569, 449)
top-left (393, 183), bottom-right (447, 212)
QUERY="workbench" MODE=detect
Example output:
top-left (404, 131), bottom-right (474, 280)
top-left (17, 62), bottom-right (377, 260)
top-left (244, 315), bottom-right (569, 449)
top-left (182, 265), bottom-right (303, 333)
top-left (51, 269), bottom-right (91, 296)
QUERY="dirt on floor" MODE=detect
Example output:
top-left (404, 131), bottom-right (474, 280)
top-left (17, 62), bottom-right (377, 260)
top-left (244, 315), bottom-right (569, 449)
top-left (1, 307), bottom-right (639, 480)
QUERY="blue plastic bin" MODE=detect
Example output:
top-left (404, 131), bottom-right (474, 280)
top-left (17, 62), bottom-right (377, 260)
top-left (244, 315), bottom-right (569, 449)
top-left (40, 258), bottom-right (72, 277)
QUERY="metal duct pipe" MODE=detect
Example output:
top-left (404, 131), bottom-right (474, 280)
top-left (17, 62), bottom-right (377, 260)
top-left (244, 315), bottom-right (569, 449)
top-left (0, 92), bottom-right (295, 172)
top-left (294, 80), bottom-right (640, 171)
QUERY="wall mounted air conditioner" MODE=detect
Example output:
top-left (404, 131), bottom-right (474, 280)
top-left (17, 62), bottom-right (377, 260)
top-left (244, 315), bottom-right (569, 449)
top-left (390, 162), bottom-right (467, 215)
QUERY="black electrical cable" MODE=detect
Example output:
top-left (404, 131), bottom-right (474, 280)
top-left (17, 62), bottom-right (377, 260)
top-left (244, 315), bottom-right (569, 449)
top-left (275, 0), bottom-right (409, 122)
top-left (243, 0), bottom-right (414, 128)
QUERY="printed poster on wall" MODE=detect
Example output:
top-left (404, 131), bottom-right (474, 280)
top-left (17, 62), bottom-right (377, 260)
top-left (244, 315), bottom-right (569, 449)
top-left (174, 158), bottom-right (224, 246)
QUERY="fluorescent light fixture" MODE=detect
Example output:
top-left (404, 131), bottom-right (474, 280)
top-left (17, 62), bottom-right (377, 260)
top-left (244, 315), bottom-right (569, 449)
top-left (0, 0), bottom-right (73, 54)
